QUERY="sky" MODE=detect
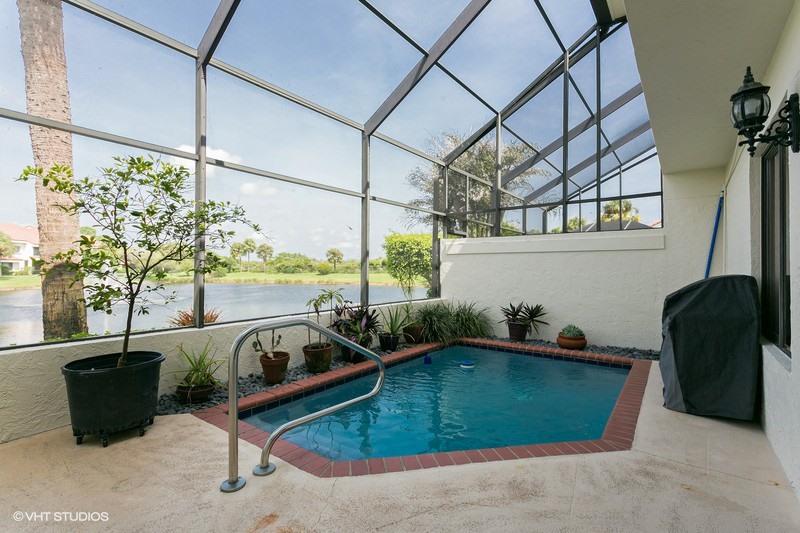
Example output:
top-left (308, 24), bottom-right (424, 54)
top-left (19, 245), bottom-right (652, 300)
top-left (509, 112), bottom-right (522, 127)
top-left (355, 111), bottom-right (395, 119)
top-left (0, 0), bottom-right (660, 262)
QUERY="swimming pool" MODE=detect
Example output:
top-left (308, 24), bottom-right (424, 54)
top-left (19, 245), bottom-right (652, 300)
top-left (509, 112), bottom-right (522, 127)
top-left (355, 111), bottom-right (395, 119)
top-left (243, 345), bottom-right (630, 461)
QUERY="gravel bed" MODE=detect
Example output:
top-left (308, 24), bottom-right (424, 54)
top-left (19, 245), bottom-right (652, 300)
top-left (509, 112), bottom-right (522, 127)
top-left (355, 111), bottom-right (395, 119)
top-left (157, 349), bottom-right (393, 416)
top-left (510, 337), bottom-right (660, 360)
top-left (158, 338), bottom-right (658, 415)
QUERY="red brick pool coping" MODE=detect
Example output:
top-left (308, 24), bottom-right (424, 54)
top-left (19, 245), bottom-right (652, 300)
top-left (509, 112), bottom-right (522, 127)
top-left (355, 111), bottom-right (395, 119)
top-left (194, 339), bottom-right (651, 478)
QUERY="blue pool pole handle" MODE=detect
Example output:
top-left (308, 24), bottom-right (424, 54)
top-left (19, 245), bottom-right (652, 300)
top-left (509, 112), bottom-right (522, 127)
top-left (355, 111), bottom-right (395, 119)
top-left (423, 354), bottom-right (432, 365)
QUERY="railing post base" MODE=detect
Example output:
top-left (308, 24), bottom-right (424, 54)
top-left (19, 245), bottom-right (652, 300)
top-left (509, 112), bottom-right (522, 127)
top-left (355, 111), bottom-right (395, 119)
top-left (252, 463), bottom-right (277, 476)
top-left (220, 476), bottom-right (246, 493)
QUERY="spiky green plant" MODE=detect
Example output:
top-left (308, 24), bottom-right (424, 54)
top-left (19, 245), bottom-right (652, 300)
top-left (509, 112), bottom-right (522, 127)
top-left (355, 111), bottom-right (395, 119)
top-left (449, 302), bottom-right (492, 339)
top-left (560, 324), bottom-right (584, 337)
top-left (523, 303), bottom-right (549, 335)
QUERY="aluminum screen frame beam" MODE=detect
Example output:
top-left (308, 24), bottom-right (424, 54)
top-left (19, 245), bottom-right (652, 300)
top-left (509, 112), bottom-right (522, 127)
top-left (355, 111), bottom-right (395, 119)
top-left (524, 121), bottom-right (651, 203)
top-left (197, 0), bottom-right (241, 66)
top-left (443, 23), bottom-right (623, 165)
top-left (502, 83), bottom-right (643, 186)
top-left (364, 0), bottom-right (492, 135)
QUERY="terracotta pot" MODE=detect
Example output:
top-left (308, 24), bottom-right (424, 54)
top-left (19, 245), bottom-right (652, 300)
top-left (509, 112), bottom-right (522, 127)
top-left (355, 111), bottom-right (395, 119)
top-left (259, 351), bottom-right (290, 385)
top-left (176, 384), bottom-right (214, 404)
top-left (403, 323), bottom-right (424, 344)
top-left (557, 334), bottom-right (587, 350)
top-left (379, 333), bottom-right (400, 352)
top-left (302, 343), bottom-right (333, 373)
top-left (506, 321), bottom-right (529, 342)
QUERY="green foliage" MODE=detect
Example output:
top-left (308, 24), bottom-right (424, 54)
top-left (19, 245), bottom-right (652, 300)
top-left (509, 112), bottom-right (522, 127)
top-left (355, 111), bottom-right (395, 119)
top-left (316, 262), bottom-right (333, 275)
top-left (369, 257), bottom-right (387, 272)
top-left (379, 306), bottom-right (412, 336)
top-left (0, 231), bottom-right (13, 259)
top-left (602, 200), bottom-right (639, 222)
top-left (500, 302), bottom-right (526, 323)
top-left (18, 156), bottom-right (257, 366)
top-left (332, 302), bottom-right (380, 347)
top-left (174, 338), bottom-right (224, 388)
top-left (560, 324), bottom-right (584, 337)
top-left (414, 303), bottom-right (454, 343)
top-left (383, 233), bottom-right (431, 299)
top-left (500, 302), bottom-right (548, 334)
top-left (272, 252), bottom-right (316, 273)
top-left (255, 243), bottom-right (273, 271)
top-left (523, 303), bottom-right (548, 335)
top-left (305, 287), bottom-right (344, 347)
top-left (413, 301), bottom-right (491, 343)
top-left (449, 302), bottom-right (492, 339)
top-left (326, 248), bottom-right (343, 271)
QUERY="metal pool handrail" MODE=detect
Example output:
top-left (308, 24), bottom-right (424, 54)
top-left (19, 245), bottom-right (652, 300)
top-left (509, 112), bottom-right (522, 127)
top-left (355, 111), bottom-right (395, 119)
top-left (220, 317), bottom-right (386, 493)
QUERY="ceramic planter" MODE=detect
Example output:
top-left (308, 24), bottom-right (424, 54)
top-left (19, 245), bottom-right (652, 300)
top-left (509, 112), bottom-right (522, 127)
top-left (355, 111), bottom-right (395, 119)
top-left (506, 321), bottom-right (529, 342)
top-left (379, 333), bottom-right (400, 352)
top-left (259, 351), bottom-right (290, 384)
top-left (176, 383), bottom-right (214, 404)
top-left (302, 343), bottom-right (333, 373)
top-left (557, 334), bottom-right (587, 350)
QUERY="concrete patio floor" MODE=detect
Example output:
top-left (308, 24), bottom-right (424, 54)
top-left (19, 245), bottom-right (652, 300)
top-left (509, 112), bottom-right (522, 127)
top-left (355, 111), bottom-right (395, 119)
top-left (1, 365), bottom-right (798, 532)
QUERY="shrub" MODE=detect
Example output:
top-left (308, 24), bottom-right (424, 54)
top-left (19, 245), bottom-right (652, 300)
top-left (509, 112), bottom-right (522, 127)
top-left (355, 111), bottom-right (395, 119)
top-left (383, 233), bottom-right (431, 298)
top-left (316, 262), bottom-right (333, 275)
top-left (413, 301), bottom-right (491, 343)
top-left (450, 302), bottom-right (492, 338)
top-left (272, 252), bottom-right (316, 273)
top-left (415, 303), bottom-right (454, 343)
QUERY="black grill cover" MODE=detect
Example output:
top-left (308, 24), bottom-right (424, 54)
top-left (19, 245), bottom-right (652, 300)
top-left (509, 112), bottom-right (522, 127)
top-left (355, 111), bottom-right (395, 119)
top-left (660, 275), bottom-right (761, 420)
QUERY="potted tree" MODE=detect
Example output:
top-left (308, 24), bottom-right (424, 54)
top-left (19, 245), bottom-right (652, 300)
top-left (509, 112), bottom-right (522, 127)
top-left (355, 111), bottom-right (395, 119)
top-left (174, 339), bottom-right (224, 404)
top-left (253, 331), bottom-right (289, 385)
top-left (302, 288), bottom-right (343, 373)
top-left (21, 156), bottom-right (257, 446)
top-left (378, 306), bottom-right (411, 352)
top-left (557, 324), bottom-right (587, 350)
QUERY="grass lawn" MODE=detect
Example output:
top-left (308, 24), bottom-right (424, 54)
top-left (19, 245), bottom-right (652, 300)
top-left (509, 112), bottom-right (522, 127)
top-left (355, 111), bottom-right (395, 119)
top-left (0, 275), bottom-right (40, 291)
top-left (0, 271), bottom-right (418, 291)
top-left (155, 271), bottom-right (414, 287)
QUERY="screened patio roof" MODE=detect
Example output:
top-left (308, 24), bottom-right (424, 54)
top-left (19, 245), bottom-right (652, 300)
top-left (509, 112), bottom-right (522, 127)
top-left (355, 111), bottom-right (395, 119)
top-left (36, 0), bottom-right (653, 208)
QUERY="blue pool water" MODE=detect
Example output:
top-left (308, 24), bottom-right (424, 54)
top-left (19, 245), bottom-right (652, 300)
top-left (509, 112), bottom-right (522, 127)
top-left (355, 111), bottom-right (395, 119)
top-left (244, 346), bottom-right (628, 460)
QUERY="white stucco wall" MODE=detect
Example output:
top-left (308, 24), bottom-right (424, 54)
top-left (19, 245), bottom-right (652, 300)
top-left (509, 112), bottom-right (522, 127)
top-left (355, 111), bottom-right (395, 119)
top-left (720, 0), bottom-right (800, 499)
top-left (441, 167), bottom-right (724, 351)
top-left (0, 299), bottom-right (435, 443)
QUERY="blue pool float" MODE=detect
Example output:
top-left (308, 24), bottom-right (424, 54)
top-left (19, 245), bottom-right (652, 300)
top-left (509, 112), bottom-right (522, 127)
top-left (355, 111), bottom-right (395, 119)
top-left (459, 360), bottom-right (475, 369)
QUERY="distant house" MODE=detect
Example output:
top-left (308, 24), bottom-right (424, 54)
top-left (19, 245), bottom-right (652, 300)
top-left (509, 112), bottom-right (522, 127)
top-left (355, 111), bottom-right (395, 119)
top-left (0, 223), bottom-right (40, 274)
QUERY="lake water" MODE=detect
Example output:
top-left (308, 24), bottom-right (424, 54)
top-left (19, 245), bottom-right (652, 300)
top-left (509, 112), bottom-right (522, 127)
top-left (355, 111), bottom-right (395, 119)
top-left (0, 283), bottom-right (423, 347)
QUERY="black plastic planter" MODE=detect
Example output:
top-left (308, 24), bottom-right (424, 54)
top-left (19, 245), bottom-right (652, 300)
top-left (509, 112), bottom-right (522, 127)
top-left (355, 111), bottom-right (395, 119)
top-left (62, 351), bottom-right (165, 447)
top-left (507, 321), bottom-right (529, 342)
top-left (379, 333), bottom-right (400, 352)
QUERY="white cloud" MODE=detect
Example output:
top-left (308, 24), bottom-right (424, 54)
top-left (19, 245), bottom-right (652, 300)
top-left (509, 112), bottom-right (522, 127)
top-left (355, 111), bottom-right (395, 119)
top-left (172, 145), bottom-right (243, 177)
top-left (239, 181), bottom-right (277, 197)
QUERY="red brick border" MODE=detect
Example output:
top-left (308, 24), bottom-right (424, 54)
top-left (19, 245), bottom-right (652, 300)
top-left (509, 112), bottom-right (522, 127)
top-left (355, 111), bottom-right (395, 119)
top-left (194, 338), bottom-right (651, 477)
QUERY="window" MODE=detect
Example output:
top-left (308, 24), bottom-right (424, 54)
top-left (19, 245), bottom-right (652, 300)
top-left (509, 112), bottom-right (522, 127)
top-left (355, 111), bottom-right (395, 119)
top-left (761, 146), bottom-right (791, 354)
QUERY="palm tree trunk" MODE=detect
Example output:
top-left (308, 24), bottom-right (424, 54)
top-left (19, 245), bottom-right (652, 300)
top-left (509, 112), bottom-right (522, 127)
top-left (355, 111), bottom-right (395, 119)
top-left (17, 0), bottom-right (87, 340)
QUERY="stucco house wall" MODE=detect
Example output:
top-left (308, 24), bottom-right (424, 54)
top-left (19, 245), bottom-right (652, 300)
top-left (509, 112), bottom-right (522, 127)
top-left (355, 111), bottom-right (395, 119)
top-left (441, 166), bottom-right (724, 351)
top-left (720, 0), bottom-right (800, 499)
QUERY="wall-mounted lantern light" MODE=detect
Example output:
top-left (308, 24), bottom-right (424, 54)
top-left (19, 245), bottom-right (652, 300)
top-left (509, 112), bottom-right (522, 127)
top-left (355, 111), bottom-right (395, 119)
top-left (730, 66), bottom-right (799, 156)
